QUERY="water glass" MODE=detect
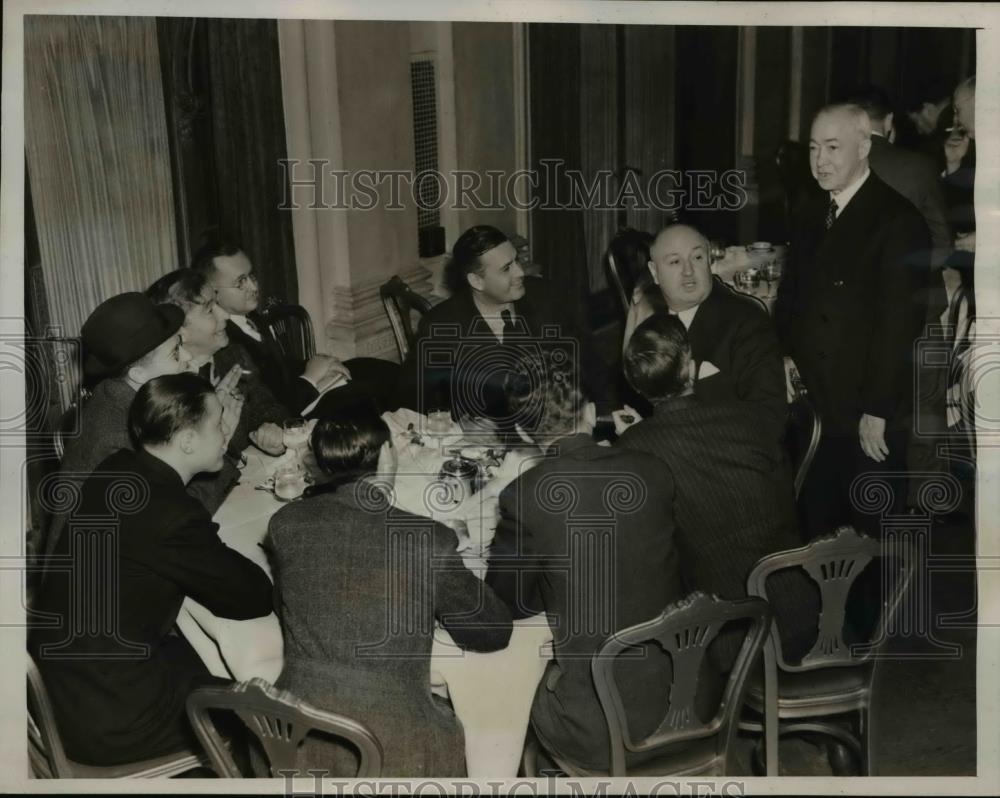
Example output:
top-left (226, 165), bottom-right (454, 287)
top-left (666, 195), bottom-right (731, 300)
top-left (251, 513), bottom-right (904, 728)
top-left (282, 418), bottom-right (309, 452)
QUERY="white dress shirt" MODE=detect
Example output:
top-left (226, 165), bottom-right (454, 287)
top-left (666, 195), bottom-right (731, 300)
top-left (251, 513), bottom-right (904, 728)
top-left (472, 296), bottom-right (517, 343)
top-left (229, 313), bottom-right (262, 343)
top-left (670, 304), bottom-right (700, 330)
top-left (830, 167), bottom-right (871, 217)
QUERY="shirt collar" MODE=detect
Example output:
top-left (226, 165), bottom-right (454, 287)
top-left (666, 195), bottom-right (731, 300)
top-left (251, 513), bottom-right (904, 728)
top-left (669, 303), bottom-right (700, 329)
top-left (229, 313), bottom-right (262, 342)
top-left (830, 166), bottom-right (871, 216)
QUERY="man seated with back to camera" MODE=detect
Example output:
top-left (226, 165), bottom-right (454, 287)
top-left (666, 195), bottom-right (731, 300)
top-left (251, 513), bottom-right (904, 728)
top-left (40, 292), bottom-right (243, 567)
top-left (265, 407), bottom-right (512, 777)
top-left (190, 235), bottom-right (401, 420)
top-left (148, 268), bottom-right (297, 457)
top-left (398, 225), bottom-right (612, 434)
top-left (30, 373), bottom-right (272, 767)
top-left (484, 351), bottom-right (686, 773)
top-left (615, 314), bottom-right (818, 662)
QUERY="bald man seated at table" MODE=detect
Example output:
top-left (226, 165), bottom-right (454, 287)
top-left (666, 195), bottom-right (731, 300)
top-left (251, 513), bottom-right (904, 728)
top-left (623, 223), bottom-right (786, 436)
top-left (265, 408), bottom-right (512, 777)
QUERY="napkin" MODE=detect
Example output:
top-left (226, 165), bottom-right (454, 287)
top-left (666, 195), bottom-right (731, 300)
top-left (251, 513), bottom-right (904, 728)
top-left (698, 360), bottom-right (721, 379)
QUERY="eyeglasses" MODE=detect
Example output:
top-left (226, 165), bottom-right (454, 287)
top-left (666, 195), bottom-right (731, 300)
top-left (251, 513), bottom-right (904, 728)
top-left (220, 272), bottom-right (257, 291)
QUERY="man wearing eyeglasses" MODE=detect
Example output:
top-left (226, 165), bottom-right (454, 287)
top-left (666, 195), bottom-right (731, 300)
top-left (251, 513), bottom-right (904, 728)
top-left (191, 236), bottom-right (400, 422)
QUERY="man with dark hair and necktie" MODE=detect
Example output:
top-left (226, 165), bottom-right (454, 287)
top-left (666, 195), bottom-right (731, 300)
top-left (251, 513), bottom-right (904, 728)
top-left (776, 103), bottom-right (930, 539)
top-left (398, 225), bottom-right (607, 431)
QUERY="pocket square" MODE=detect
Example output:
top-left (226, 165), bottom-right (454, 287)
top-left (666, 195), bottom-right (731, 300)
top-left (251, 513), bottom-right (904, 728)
top-left (698, 361), bottom-right (721, 379)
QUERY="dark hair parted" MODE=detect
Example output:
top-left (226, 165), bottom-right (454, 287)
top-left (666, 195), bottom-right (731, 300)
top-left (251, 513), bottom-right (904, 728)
top-left (147, 268), bottom-right (209, 312)
top-left (190, 232), bottom-right (243, 277)
top-left (444, 225), bottom-right (510, 294)
top-left (842, 84), bottom-right (893, 121)
top-left (503, 349), bottom-right (587, 439)
top-left (128, 372), bottom-right (214, 448)
top-left (311, 407), bottom-right (391, 478)
top-left (623, 313), bottom-right (693, 402)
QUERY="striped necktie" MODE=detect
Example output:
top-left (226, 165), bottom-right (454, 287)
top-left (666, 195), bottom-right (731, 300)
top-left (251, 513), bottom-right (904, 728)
top-left (826, 197), bottom-right (839, 229)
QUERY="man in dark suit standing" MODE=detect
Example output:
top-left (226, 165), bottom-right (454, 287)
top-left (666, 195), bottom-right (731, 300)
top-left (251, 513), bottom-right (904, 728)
top-left (31, 374), bottom-right (272, 766)
top-left (485, 352), bottom-right (683, 773)
top-left (776, 103), bottom-right (930, 538)
top-left (624, 224), bottom-right (787, 437)
top-left (846, 85), bottom-right (953, 511)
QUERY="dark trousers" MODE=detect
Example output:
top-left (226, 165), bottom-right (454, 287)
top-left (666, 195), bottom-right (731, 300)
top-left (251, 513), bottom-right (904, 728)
top-left (798, 430), bottom-right (909, 541)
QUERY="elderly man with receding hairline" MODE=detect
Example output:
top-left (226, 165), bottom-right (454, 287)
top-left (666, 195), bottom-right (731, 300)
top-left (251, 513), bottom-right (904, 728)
top-left (776, 103), bottom-right (930, 538)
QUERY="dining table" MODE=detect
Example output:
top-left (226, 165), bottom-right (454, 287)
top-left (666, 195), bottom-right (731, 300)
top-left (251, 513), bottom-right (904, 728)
top-left (175, 409), bottom-right (553, 778)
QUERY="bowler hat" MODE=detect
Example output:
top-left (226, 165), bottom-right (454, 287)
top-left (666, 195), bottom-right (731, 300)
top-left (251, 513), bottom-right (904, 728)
top-left (82, 292), bottom-right (185, 378)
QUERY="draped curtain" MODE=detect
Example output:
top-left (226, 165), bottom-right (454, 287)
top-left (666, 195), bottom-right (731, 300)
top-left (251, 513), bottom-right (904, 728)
top-left (24, 15), bottom-right (178, 338)
top-left (203, 19), bottom-right (298, 305)
top-left (579, 25), bottom-right (618, 295)
top-left (528, 24), bottom-right (590, 335)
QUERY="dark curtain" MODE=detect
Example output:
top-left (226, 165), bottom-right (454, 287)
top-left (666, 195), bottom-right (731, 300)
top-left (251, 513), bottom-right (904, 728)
top-left (202, 18), bottom-right (297, 304)
top-left (528, 23), bottom-right (590, 338)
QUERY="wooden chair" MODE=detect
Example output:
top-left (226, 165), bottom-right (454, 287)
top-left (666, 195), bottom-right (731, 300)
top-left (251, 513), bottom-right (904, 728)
top-left (523, 592), bottom-right (772, 777)
top-left (186, 678), bottom-right (383, 778)
top-left (786, 392), bottom-right (822, 499)
top-left (379, 276), bottom-right (431, 362)
top-left (27, 653), bottom-right (208, 778)
top-left (257, 301), bottom-right (316, 363)
top-left (743, 526), bottom-right (916, 775)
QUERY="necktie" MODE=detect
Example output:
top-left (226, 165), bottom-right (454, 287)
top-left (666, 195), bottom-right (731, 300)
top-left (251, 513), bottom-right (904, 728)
top-left (197, 362), bottom-right (212, 382)
top-left (500, 309), bottom-right (516, 341)
top-left (826, 197), bottom-right (839, 229)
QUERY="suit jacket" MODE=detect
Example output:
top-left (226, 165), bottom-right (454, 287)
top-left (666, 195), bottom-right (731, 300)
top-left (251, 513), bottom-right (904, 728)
top-left (398, 277), bottom-right (612, 417)
top-left (869, 134), bottom-right (951, 322)
top-left (42, 377), bottom-right (239, 564)
top-left (485, 435), bottom-right (683, 771)
top-left (219, 317), bottom-right (319, 414)
top-left (30, 448), bottom-right (272, 765)
top-left (617, 396), bottom-right (816, 658)
top-left (775, 171), bottom-right (930, 435)
top-left (685, 278), bottom-right (787, 436)
top-left (266, 486), bottom-right (513, 777)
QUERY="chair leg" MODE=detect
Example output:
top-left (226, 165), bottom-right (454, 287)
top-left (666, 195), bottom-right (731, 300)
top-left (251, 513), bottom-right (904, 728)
top-left (859, 706), bottom-right (872, 776)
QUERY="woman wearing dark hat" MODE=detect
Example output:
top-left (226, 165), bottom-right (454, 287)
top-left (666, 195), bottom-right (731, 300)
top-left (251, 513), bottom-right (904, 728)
top-left (40, 292), bottom-right (243, 567)
top-left (31, 373), bottom-right (273, 767)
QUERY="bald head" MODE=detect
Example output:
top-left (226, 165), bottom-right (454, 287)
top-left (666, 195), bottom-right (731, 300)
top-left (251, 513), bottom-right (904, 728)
top-left (647, 224), bottom-right (714, 311)
top-left (809, 104), bottom-right (872, 194)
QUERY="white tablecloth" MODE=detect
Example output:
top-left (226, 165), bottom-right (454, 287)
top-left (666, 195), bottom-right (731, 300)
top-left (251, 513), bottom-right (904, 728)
top-left (177, 422), bottom-right (551, 777)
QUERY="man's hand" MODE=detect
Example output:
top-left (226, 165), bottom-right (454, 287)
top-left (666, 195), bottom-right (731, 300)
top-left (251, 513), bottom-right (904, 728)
top-left (214, 364), bottom-right (242, 394)
top-left (303, 354), bottom-right (352, 386)
top-left (783, 356), bottom-right (801, 403)
top-left (219, 392), bottom-right (244, 449)
top-left (859, 413), bottom-right (889, 463)
top-left (250, 422), bottom-right (286, 455)
top-left (955, 231), bottom-right (976, 253)
top-left (611, 405), bottom-right (642, 436)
